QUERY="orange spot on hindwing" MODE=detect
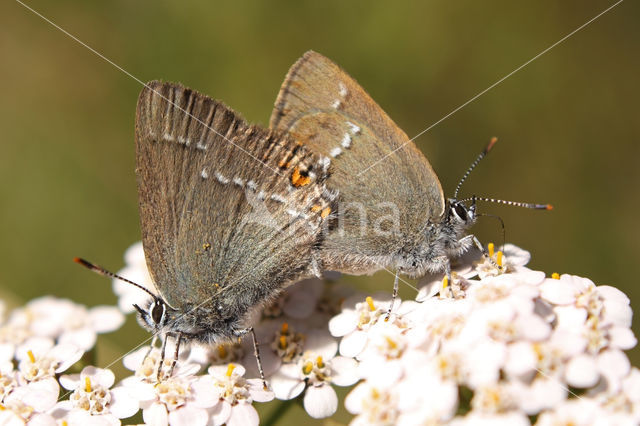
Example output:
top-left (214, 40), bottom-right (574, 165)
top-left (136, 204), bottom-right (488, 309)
top-left (291, 166), bottom-right (311, 187)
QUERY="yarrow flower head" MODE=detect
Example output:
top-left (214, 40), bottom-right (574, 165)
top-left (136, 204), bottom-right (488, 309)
top-left (2, 240), bottom-right (637, 425)
top-left (51, 366), bottom-right (138, 425)
top-left (331, 243), bottom-right (639, 425)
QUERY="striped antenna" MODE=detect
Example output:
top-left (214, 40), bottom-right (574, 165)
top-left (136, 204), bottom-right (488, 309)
top-left (460, 197), bottom-right (552, 210)
top-left (73, 257), bottom-right (158, 299)
top-left (454, 137), bottom-right (498, 198)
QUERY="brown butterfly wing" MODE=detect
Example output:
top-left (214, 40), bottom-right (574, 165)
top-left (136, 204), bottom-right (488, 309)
top-left (135, 81), bottom-right (332, 311)
top-left (270, 51), bottom-right (444, 274)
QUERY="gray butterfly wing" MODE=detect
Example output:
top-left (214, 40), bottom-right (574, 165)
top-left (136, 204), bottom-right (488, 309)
top-left (270, 51), bottom-right (444, 274)
top-left (135, 81), bottom-right (332, 312)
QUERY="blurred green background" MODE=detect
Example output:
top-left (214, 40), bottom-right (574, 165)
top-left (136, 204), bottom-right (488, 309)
top-left (2, 0), bottom-right (638, 423)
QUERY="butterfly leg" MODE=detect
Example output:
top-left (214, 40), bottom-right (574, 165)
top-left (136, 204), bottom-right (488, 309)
top-left (385, 271), bottom-right (400, 320)
top-left (233, 327), bottom-right (267, 389)
top-left (310, 255), bottom-right (322, 278)
top-left (156, 333), bottom-right (169, 382)
top-left (249, 327), bottom-right (268, 390)
top-left (168, 332), bottom-right (183, 378)
top-left (457, 234), bottom-right (501, 270)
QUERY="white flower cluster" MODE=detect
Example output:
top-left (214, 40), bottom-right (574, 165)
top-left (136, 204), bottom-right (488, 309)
top-left (111, 243), bottom-right (360, 421)
top-left (1, 241), bottom-right (637, 425)
top-left (0, 296), bottom-right (126, 425)
top-left (334, 244), bottom-right (639, 425)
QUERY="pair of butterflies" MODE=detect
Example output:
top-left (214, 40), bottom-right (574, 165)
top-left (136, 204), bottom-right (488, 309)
top-left (132, 51), bottom-right (494, 351)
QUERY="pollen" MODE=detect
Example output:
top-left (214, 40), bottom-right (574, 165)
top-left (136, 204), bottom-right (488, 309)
top-left (321, 207), bottom-right (331, 219)
top-left (291, 166), bottom-right (311, 187)
top-left (303, 361), bottom-right (314, 375)
top-left (365, 296), bottom-right (376, 312)
top-left (551, 272), bottom-right (560, 280)
top-left (27, 350), bottom-right (35, 364)
top-left (488, 242), bottom-right (495, 258)
top-left (279, 336), bottom-right (287, 350)
top-left (442, 276), bottom-right (449, 290)
top-left (496, 251), bottom-right (503, 268)
top-left (85, 377), bottom-right (92, 393)
top-left (316, 356), bottom-right (324, 368)
top-left (226, 364), bottom-right (236, 377)
top-left (385, 337), bottom-right (398, 350)
top-left (281, 322), bottom-right (289, 334)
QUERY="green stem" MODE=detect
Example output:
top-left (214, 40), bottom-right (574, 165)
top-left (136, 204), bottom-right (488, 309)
top-left (262, 398), bottom-right (297, 426)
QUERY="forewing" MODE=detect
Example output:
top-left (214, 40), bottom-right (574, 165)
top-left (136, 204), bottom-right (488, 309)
top-left (135, 81), bottom-right (332, 308)
top-left (269, 51), bottom-right (444, 271)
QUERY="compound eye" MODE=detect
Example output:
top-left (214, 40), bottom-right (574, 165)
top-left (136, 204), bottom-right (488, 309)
top-left (454, 204), bottom-right (468, 221)
top-left (151, 301), bottom-right (164, 325)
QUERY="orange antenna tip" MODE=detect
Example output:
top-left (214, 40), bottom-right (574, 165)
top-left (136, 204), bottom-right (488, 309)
top-left (486, 137), bottom-right (498, 153)
top-left (545, 204), bottom-right (554, 211)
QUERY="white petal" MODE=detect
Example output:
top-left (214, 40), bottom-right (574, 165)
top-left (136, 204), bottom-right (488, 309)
top-left (596, 285), bottom-right (629, 305)
top-left (554, 306), bottom-right (587, 329)
top-left (51, 343), bottom-right (84, 372)
top-left (464, 341), bottom-right (505, 389)
top-left (168, 406), bottom-right (208, 426)
top-left (623, 368), bottom-right (640, 403)
top-left (269, 364), bottom-right (305, 400)
top-left (68, 411), bottom-right (118, 426)
top-left (565, 354), bottom-right (599, 388)
top-left (226, 403), bottom-right (259, 426)
top-left (550, 328), bottom-right (587, 357)
top-left (246, 379), bottom-right (275, 402)
top-left (512, 377), bottom-right (567, 414)
top-left (504, 342), bottom-right (536, 378)
top-left (122, 346), bottom-right (150, 371)
top-left (328, 311), bottom-right (357, 337)
top-left (143, 402), bottom-right (168, 426)
top-left (59, 373), bottom-right (81, 390)
top-left (189, 376), bottom-right (219, 408)
top-left (110, 387), bottom-right (140, 418)
top-left (305, 333), bottom-right (337, 361)
top-left (124, 241), bottom-right (145, 264)
top-left (208, 402), bottom-right (231, 426)
top-left (608, 327), bottom-right (637, 350)
top-left (0, 343), bottom-right (15, 363)
top-left (339, 330), bottom-right (367, 358)
top-left (6, 377), bottom-right (59, 411)
top-left (344, 382), bottom-right (369, 414)
top-left (502, 244), bottom-right (531, 265)
top-left (82, 366), bottom-right (115, 388)
top-left (16, 337), bottom-right (54, 360)
top-left (516, 314), bottom-right (551, 341)
top-left (597, 349), bottom-right (630, 392)
top-left (331, 356), bottom-right (360, 386)
top-left (416, 277), bottom-right (442, 301)
top-left (603, 301), bottom-right (633, 328)
top-left (540, 279), bottom-right (577, 304)
top-left (359, 358), bottom-right (403, 386)
top-left (89, 306), bottom-right (125, 333)
top-left (0, 411), bottom-right (23, 426)
top-left (59, 328), bottom-right (96, 351)
top-left (27, 413), bottom-right (57, 426)
top-left (119, 376), bottom-right (156, 401)
top-left (303, 385), bottom-right (338, 419)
